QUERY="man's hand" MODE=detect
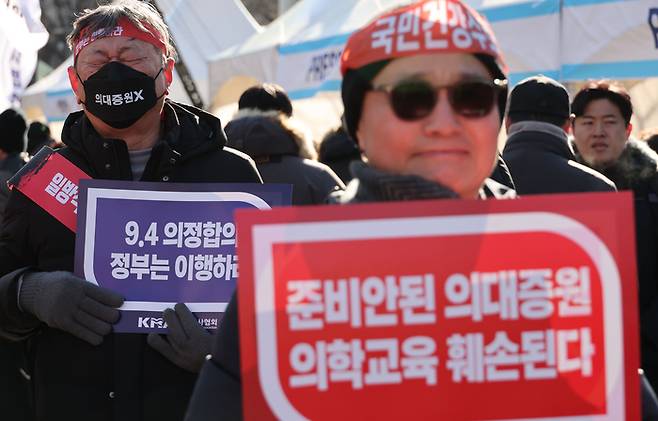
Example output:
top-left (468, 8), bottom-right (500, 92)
top-left (147, 303), bottom-right (213, 373)
top-left (19, 271), bottom-right (124, 345)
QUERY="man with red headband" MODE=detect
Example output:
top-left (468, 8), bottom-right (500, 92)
top-left (0, 1), bottom-right (261, 420)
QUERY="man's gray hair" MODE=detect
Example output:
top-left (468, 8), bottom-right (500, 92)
top-left (66, 0), bottom-right (177, 61)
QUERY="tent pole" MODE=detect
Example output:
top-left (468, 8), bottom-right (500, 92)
top-left (149, 0), bottom-right (206, 110)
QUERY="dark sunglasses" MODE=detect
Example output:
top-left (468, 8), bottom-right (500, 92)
top-left (372, 78), bottom-right (508, 121)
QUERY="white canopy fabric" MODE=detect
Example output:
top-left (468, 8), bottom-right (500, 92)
top-left (561, 0), bottom-right (658, 81)
top-left (21, 56), bottom-right (78, 121)
top-left (157, 0), bottom-right (260, 105)
top-left (20, 0), bottom-right (259, 122)
top-left (208, 0), bottom-right (562, 140)
top-left (208, 0), bottom-right (416, 107)
top-left (207, 0), bottom-right (564, 106)
top-left (209, 0), bottom-right (657, 100)
top-left (0, 0), bottom-right (48, 111)
top-left (209, 0), bottom-right (657, 140)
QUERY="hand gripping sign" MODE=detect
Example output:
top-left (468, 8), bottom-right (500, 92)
top-left (236, 192), bottom-right (639, 420)
top-left (74, 180), bottom-right (291, 333)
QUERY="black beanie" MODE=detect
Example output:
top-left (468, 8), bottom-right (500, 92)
top-left (27, 121), bottom-right (52, 155)
top-left (0, 108), bottom-right (27, 154)
top-left (341, 69), bottom-right (371, 144)
top-left (475, 53), bottom-right (508, 123)
top-left (341, 60), bottom-right (390, 143)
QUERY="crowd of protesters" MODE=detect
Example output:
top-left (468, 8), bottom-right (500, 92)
top-left (1, 0), bottom-right (658, 420)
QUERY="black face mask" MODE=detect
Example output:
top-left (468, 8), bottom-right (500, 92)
top-left (78, 61), bottom-right (165, 129)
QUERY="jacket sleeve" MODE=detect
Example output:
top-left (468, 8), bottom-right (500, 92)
top-left (490, 153), bottom-right (516, 190)
top-left (0, 170), bottom-right (11, 226)
top-left (320, 164), bottom-right (347, 191)
top-left (241, 154), bottom-right (263, 184)
top-left (185, 291), bottom-right (242, 420)
top-left (0, 191), bottom-right (42, 340)
top-left (219, 146), bottom-right (263, 184)
top-left (184, 358), bottom-right (243, 421)
top-left (308, 162), bottom-right (346, 205)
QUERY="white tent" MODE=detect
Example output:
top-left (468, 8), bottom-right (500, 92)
top-left (157, 0), bottom-right (261, 105)
top-left (209, 0), bottom-right (658, 140)
top-left (210, 0), bottom-right (657, 99)
top-left (560, 0), bottom-right (658, 81)
top-left (208, 0), bottom-right (563, 139)
top-left (20, 0), bottom-right (260, 122)
top-left (208, 0), bottom-right (422, 138)
top-left (20, 56), bottom-right (78, 122)
top-left (207, 0), bottom-right (563, 104)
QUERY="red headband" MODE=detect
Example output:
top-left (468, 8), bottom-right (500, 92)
top-left (73, 17), bottom-right (167, 61)
top-left (341, 0), bottom-right (507, 76)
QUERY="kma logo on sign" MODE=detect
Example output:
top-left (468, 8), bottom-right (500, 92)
top-left (138, 317), bottom-right (168, 329)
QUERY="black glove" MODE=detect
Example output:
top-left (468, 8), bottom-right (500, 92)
top-left (18, 271), bottom-right (124, 345)
top-left (147, 303), bottom-right (213, 373)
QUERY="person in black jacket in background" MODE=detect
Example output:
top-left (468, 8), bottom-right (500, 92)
top-left (225, 84), bottom-right (344, 205)
top-left (318, 126), bottom-right (363, 184)
top-left (0, 108), bottom-right (28, 223)
top-left (0, 2), bottom-right (261, 420)
top-left (571, 80), bottom-right (658, 394)
top-left (0, 107), bottom-right (32, 421)
top-left (502, 75), bottom-right (616, 195)
top-left (26, 121), bottom-right (56, 156)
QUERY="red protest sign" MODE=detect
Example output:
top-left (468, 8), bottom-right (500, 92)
top-left (11, 147), bottom-right (90, 232)
top-left (236, 192), bottom-right (639, 420)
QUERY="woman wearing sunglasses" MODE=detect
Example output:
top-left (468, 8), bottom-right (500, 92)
top-left (334, 0), bottom-right (514, 203)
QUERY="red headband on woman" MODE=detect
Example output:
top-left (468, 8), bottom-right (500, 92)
top-left (73, 17), bottom-right (167, 61)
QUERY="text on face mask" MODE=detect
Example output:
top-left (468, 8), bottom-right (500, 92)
top-left (95, 90), bottom-right (144, 106)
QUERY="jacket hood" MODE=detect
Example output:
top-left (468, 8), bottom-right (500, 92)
top-left (572, 138), bottom-right (658, 190)
top-left (506, 121), bottom-right (574, 162)
top-left (61, 99), bottom-right (226, 161)
top-left (318, 128), bottom-right (361, 162)
top-left (508, 121), bottom-right (569, 144)
top-left (224, 108), bottom-right (317, 160)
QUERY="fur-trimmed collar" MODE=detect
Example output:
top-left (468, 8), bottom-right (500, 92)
top-left (571, 138), bottom-right (658, 190)
top-left (508, 121), bottom-right (568, 143)
top-left (229, 108), bottom-right (317, 160)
